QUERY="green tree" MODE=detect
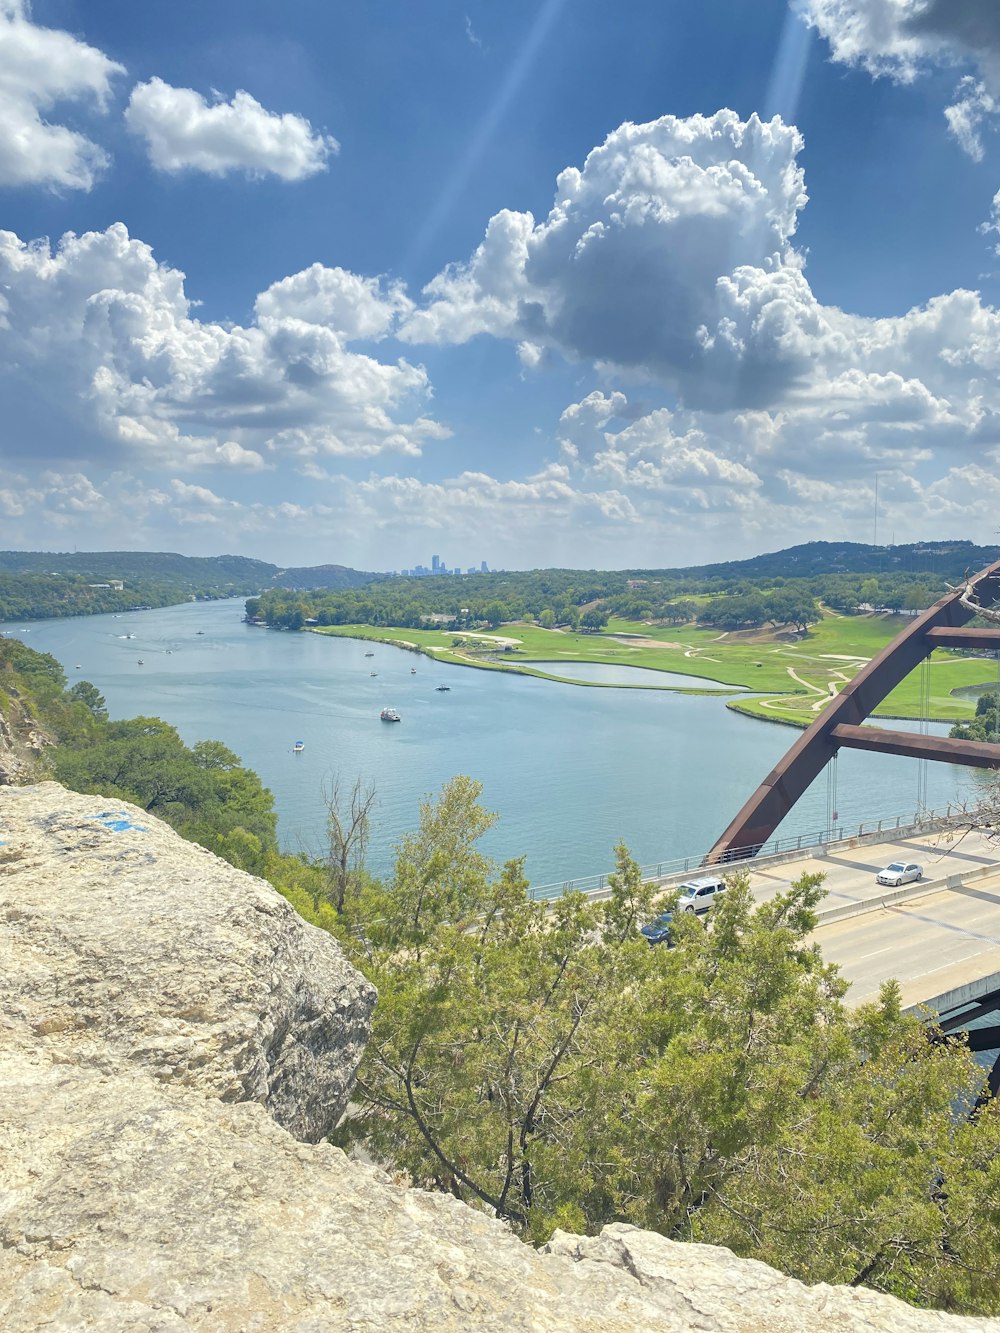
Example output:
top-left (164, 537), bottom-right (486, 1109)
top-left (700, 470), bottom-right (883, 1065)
top-left (483, 600), bottom-right (511, 629)
top-left (951, 690), bottom-right (1000, 743)
top-left (68, 679), bottom-right (108, 720)
top-left (580, 606), bottom-right (610, 632)
top-left (860, 577), bottom-right (880, 607)
top-left (904, 583), bottom-right (931, 612)
top-left (336, 803), bottom-right (1000, 1311)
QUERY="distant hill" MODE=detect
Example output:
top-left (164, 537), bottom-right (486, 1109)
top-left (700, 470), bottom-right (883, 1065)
top-left (269, 563), bottom-right (387, 591)
top-left (0, 551), bottom-right (381, 592)
top-left (634, 540), bottom-right (998, 584)
top-left (0, 551), bottom-right (383, 623)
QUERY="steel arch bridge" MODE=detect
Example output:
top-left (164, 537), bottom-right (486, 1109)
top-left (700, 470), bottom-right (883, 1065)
top-left (706, 556), bottom-right (1000, 865)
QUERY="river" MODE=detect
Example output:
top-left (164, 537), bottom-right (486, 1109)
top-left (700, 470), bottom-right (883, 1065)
top-left (5, 599), bottom-right (986, 887)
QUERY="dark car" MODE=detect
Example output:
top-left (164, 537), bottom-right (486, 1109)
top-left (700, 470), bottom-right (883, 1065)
top-left (641, 911), bottom-right (674, 945)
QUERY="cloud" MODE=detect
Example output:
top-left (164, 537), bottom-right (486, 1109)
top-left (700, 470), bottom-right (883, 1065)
top-left (796, 0), bottom-right (1000, 155)
top-left (0, 0), bottom-right (124, 190)
top-left (125, 77), bottom-right (338, 180)
top-left (944, 78), bottom-right (999, 161)
top-left (255, 264), bottom-right (412, 338)
top-left (401, 110), bottom-right (831, 409)
top-left (0, 223), bottom-right (446, 470)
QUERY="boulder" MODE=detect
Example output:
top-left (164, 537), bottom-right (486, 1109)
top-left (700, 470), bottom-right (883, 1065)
top-left (0, 783), bottom-right (375, 1141)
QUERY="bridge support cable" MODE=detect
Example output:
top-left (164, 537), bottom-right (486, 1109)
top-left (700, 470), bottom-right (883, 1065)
top-left (917, 657), bottom-right (930, 814)
top-left (706, 558), bottom-right (1000, 864)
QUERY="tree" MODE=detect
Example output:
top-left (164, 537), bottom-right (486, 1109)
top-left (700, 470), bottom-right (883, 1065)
top-left (337, 824), bottom-right (658, 1236)
top-left (860, 577), bottom-right (880, 607)
top-left (323, 774), bottom-right (377, 912)
top-left (335, 806), bottom-right (1000, 1312)
top-left (904, 583), bottom-right (931, 612)
top-left (580, 606), bottom-right (610, 632)
top-left (483, 601), bottom-right (511, 629)
top-left (68, 679), bottom-right (108, 720)
top-left (950, 690), bottom-right (1000, 744)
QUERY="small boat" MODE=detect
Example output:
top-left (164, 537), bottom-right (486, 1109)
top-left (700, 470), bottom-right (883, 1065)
top-left (75, 664), bottom-right (82, 669)
top-left (293, 741), bottom-right (305, 753)
top-left (196, 631), bottom-right (204, 636)
top-left (380, 707), bottom-right (401, 723)
top-left (137, 659), bottom-right (144, 666)
top-left (411, 667), bottom-right (417, 674)
top-left (370, 671), bottom-right (378, 677)
top-left (435, 684), bottom-right (450, 692)
top-left (364, 651), bottom-right (374, 657)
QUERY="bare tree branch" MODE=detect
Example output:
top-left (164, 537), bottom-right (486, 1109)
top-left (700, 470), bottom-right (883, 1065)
top-left (323, 773), bottom-right (377, 912)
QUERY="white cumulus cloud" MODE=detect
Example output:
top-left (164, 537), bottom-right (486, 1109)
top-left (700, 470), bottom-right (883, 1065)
top-left (125, 77), bottom-right (338, 180)
top-left (0, 224), bottom-right (446, 471)
top-left (796, 0), bottom-right (1000, 155)
top-left (0, 0), bottom-right (124, 190)
top-left (401, 111), bottom-right (828, 409)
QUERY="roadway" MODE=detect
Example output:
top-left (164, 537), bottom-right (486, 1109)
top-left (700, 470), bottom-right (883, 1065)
top-left (736, 826), bottom-right (1000, 1010)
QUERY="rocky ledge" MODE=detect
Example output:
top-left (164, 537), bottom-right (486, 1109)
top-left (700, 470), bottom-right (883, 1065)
top-left (1, 783), bottom-right (998, 1332)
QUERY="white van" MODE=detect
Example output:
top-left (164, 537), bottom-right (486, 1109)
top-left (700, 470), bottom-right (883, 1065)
top-left (675, 876), bottom-right (726, 914)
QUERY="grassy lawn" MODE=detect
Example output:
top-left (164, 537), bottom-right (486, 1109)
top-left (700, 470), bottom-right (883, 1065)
top-left (312, 615), bottom-right (1000, 728)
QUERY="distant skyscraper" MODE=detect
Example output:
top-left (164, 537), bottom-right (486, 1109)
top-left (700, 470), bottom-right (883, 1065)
top-left (480, 560), bottom-right (489, 573)
top-left (432, 554), bottom-right (441, 572)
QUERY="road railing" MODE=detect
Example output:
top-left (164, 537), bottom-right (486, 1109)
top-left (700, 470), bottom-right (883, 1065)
top-left (527, 801), bottom-right (977, 902)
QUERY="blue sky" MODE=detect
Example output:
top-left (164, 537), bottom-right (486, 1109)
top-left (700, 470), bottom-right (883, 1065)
top-left (2, 0), bottom-right (1000, 571)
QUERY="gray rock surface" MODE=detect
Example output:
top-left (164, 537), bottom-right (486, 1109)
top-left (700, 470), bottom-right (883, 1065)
top-left (0, 782), bottom-right (375, 1140)
top-left (1, 783), bottom-right (998, 1331)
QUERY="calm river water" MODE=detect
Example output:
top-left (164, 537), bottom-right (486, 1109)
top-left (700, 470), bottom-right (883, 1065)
top-left (6, 600), bottom-right (985, 887)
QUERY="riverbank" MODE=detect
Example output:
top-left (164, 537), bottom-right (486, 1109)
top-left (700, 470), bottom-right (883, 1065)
top-left (310, 613), bottom-right (997, 727)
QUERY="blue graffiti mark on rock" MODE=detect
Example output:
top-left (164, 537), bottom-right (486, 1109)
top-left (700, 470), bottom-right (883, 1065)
top-left (87, 812), bottom-right (148, 833)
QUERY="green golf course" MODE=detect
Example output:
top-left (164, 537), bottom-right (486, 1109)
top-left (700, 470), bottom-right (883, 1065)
top-left (313, 611), bottom-right (1000, 728)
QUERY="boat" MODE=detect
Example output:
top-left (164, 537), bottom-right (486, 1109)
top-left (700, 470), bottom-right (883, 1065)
top-left (293, 741), bottom-right (305, 753)
top-left (380, 707), bottom-right (401, 723)
top-left (137, 659), bottom-right (144, 666)
top-left (370, 671), bottom-right (378, 677)
top-left (411, 667), bottom-right (416, 674)
top-left (435, 684), bottom-right (450, 692)
top-left (364, 651), bottom-right (374, 657)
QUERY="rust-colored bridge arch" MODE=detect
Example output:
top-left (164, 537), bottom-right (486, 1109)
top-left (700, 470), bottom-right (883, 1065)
top-left (706, 557), bottom-right (1000, 864)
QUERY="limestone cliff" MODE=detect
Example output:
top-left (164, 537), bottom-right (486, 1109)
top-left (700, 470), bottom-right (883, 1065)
top-left (1, 783), bottom-right (997, 1332)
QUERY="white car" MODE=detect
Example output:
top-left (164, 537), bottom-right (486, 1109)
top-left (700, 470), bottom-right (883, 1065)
top-left (875, 861), bottom-right (923, 887)
top-left (675, 877), bottom-right (726, 913)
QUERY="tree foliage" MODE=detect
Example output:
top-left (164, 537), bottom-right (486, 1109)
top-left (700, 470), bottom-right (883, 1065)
top-left (950, 690), bottom-right (1000, 743)
top-left (335, 780), bottom-right (1000, 1312)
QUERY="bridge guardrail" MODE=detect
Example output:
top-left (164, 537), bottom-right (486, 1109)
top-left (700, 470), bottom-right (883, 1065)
top-left (528, 802), bottom-right (974, 902)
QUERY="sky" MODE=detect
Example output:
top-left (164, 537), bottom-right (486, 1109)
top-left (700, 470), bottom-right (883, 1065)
top-left (2, 0), bottom-right (1000, 572)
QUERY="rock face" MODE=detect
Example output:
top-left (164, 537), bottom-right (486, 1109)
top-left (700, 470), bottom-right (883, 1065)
top-left (0, 703), bottom-right (48, 785)
top-left (0, 783), bottom-right (375, 1141)
top-left (2, 783), bottom-right (999, 1332)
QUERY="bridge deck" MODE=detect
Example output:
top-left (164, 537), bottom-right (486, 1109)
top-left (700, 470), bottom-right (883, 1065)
top-left (649, 825), bottom-right (1000, 1011)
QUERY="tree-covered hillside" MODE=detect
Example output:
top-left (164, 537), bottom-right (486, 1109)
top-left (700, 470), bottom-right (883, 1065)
top-left (0, 550), bottom-right (382, 622)
top-left (248, 540), bottom-right (999, 631)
